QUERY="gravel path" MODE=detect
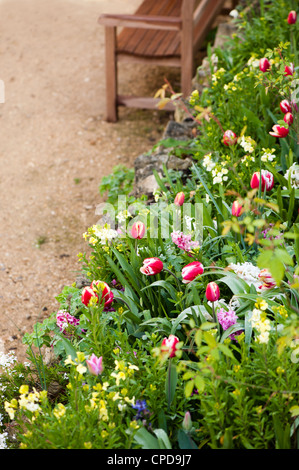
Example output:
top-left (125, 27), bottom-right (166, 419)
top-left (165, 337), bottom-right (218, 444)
top-left (0, 0), bottom-right (172, 361)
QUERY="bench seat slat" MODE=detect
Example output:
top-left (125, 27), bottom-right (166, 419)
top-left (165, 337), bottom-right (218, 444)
top-left (117, 0), bottom-right (182, 57)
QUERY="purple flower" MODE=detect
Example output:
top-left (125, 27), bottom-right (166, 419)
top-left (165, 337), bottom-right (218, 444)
top-left (171, 231), bottom-right (199, 252)
top-left (132, 399), bottom-right (150, 420)
top-left (56, 310), bottom-right (79, 335)
top-left (217, 308), bottom-right (241, 340)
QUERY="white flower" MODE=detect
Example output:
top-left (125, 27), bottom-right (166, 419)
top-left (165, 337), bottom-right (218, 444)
top-left (228, 262), bottom-right (262, 291)
top-left (229, 9), bottom-right (239, 18)
top-left (239, 136), bottom-right (255, 153)
top-left (261, 148), bottom-right (276, 163)
top-left (202, 153), bottom-right (216, 172)
top-left (283, 163), bottom-right (299, 189)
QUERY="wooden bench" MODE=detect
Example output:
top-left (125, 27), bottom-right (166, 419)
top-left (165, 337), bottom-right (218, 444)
top-left (98, 0), bottom-right (230, 122)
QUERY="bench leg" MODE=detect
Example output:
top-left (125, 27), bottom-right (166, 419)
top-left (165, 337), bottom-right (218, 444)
top-left (105, 26), bottom-right (118, 122)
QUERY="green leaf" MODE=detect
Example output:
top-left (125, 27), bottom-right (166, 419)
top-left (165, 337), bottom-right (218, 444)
top-left (165, 360), bottom-right (178, 408)
top-left (133, 427), bottom-right (160, 449)
top-left (153, 429), bottom-right (172, 449)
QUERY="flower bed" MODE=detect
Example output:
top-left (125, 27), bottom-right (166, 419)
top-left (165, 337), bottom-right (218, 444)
top-left (1, 0), bottom-right (299, 450)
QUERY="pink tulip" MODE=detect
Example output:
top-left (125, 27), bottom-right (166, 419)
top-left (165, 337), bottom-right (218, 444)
top-left (284, 112), bottom-right (293, 125)
top-left (174, 192), bottom-right (185, 206)
top-left (131, 221), bottom-right (146, 239)
top-left (232, 200), bottom-right (243, 217)
top-left (250, 170), bottom-right (274, 191)
top-left (90, 280), bottom-right (112, 307)
top-left (284, 63), bottom-right (295, 76)
top-left (182, 261), bottom-right (204, 284)
top-left (269, 124), bottom-right (289, 138)
top-left (205, 282), bottom-right (220, 302)
top-left (81, 286), bottom-right (98, 306)
top-left (140, 257), bottom-right (163, 276)
top-left (223, 129), bottom-right (237, 146)
top-left (86, 354), bottom-right (104, 376)
top-left (287, 10), bottom-right (297, 24)
top-left (258, 268), bottom-right (276, 289)
top-left (182, 411), bottom-right (192, 432)
top-left (259, 58), bottom-right (271, 72)
top-left (280, 99), bottom-right (292, 114)
top-left (161, 335), bottom-right (180, 358)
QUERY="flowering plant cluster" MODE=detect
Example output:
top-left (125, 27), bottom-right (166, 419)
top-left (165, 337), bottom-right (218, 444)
top-left (1, 0), bottom-right (299, 451)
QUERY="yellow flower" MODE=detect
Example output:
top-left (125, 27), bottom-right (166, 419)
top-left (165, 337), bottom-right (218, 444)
top-left (19, 385), bottom-right (29, 395)
top-left (76, 364), bottom-right (87, 375)
top-left (53, 403), bottom-right (66, 420)
top-left (84, 442), bottom-right (92, 449)
top-left (129, 421), bottom-right (140, 430)
top-left (65, 355), bottom-right (75, 366)
top-left (255, 299), bottom-right (268, 311)
top-left (101, 430), bottom-right (109, 439)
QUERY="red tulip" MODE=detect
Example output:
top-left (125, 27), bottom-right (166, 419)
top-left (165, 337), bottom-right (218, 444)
top-left (284, 112), bottom-right (293, 125)
top-left (280, 99), bottom-right (292, 114)
top-left (259, 57), bottom-right (271, 72)
top-left (205, 282), bottom-right (220, 302)
top-left (90, 280), bottom-right (112, 307)
top-left (250, 170), bottom-right (274, 192)
top-left (223, 130), bottom-right (237, 146)
top-left (269, 124), bottom-right (289, 138)
top-left (287, 10), bottom-right (297, 24)
top-left (174, 192), bottom-right (185, 206)
top-left (82, 286), bottom-right (98, 306)
top-left (232, 200), bottom-right (243, 217)
top-left (161, 335), bottom-right (180, 358)
top-left (140, 257), bottom-right (163, 276)
top-left (131, 221), bottom-right (146, 239)
top-left (284, 63), bottom-right (295, 76)
top-left (182, 261), bottom-right (204, 284)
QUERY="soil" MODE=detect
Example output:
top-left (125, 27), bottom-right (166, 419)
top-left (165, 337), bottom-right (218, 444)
top-left (0, 0), bottom-right (230, 363)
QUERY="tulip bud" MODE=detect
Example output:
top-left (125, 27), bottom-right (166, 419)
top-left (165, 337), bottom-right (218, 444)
top-left (269, 124), bottom-right (289, 138)
top-left (232, 200), bottom-right (242, 217)
top-left (284, 112), bottom-right (293, 125)
top-left (259, 57), bottom-right (271, 72)
top-left (174, 192), bottom-right (185, 206)
top-left (82, 286), bottom-right (98, 306)
top-left (205, 282), bottom-right (220, 302)
top-left (250, 170), bottom-right (274, 192)
top-left (161, 335), bottom-right (180, 358)
top-left (223, 129), bottom-right (237, 146)
top-left (86, 354), bottom-right (104, 376)
top-left (182, 411), bottom-right (193, 432)
top-left (287, 10), bottom-right (297, 24)
top-left (140, 257), bottom-right (163, 276)
top-left (182, 261), bottom-right (204, 284)
top-left (131, 221), bottom-right (146, 239)
top-left (284, 63), bottom-right (295, 76)
top-left (280, 99), bottom-right (292, 114)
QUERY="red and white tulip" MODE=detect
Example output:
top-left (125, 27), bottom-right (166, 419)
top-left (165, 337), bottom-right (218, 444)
top-left (269, 124), bottom-right (289, 138)
top-left (250, 170), bottom-right (274, 192)
top-left (232, 200), bottom-right (243, 217)
top-left (140, 257), bottom-right (163, 276)
top-left (161, 335), bottom-right (180, 358)
top-left (287, 11), bottom-right (297, 25)
top-left (280, 99), bottom-right (292, 114)
top-left (259, 58), bottom-right (271, 72)
top-left (205, 282), bottom-right (220, 302)
top-left (284, 112), bottom-right (293, 125)
top-left (223, 130), bottom-right (237, 146)
top-left (284, 63), bottom-right (295, 76)
top-left (182, 261), bottom-right (204, 284)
